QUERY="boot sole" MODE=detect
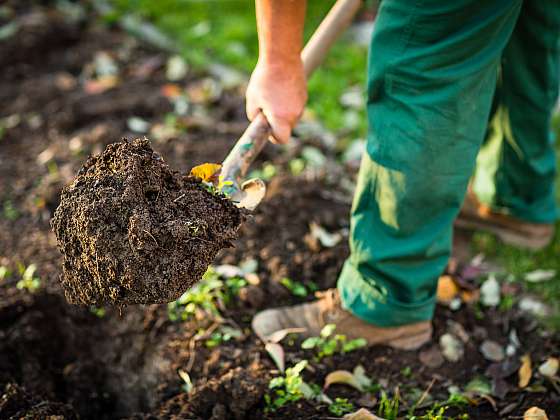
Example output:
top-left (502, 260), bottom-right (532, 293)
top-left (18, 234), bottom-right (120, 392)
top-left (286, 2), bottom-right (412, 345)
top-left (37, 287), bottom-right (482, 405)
top-left (455, 216), bottom-right (553, 251)
top-left (387, 329), bottom-right (432, 350)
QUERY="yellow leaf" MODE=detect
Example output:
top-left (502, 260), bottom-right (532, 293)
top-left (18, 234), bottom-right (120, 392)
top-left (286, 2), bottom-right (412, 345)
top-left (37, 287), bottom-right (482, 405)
top-left (189, 163), bottom-right (221, 182)
top-left (518, 354), bottom-right (532, 388)
top-left (324, 370), bottom-right (364, 392)
top-left (437, 275), bottom-right (459, 303)
top-left (524, 406), bottom-right (548, 420)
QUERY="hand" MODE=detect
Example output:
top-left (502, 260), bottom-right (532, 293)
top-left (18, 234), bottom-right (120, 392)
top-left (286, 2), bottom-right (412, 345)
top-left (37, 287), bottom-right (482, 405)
top-left (246, 58), bottom-right (307, 144)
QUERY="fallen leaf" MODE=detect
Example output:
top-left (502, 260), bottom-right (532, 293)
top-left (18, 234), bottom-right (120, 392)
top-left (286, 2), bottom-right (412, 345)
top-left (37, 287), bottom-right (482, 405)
top-left (266, 327), bottom-right (306, 344)
top-left (161, 83), bottom-right (182, 98)
top-left (538, 357), bottom-right (559, 378)
top-left (352, 365), bottom-right (373, 389)
top-left (480, 275), bottom-right (500, 307)
top-left (83, 75), bottom-right (119, 94)
top-left (464, 376), bottom-right (492, 396)
top-left (436, 275), bottom-right (459, 304)
top-left (309, 222), bottom-right (342, 248)
top-left (166, 55), bottom-right (188, 81)
top-left (324, 370), bottom-right (364, 392)
top-left (127, 116), bottom-right (150, 133)
top-left (177, 369), bottom-right (193, 393)
top-left (524, 406), bottom-right (549, 420)
top-left (480, 340), bottom-right (505, 362)
top-left (439, 333), bottom-right (464, 362)
top-left (265, 342), bottom-right (285, 372)
top-left (189, 162), bottom-right (221, 183)
top-left (519, 296), bottom-right (550, 318)
top-left (524, 269), bottom-right (556, 283)
top-left (214, 264), bottom-right (243, 278)
top-left (518, 354), bottom-right (532, 388)
top-left (343, 408), bottom-right (385, 420)
top-left (419, 346), bottom-right (444, 368)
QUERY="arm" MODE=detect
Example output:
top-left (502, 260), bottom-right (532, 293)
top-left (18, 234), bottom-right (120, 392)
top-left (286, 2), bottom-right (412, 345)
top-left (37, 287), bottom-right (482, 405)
top-left (246, 0), bottom-right (308, 144)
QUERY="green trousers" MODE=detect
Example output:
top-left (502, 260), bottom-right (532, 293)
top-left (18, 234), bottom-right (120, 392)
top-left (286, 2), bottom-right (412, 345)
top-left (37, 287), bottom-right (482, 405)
top-left (338, 0), bottom-right (559, 326)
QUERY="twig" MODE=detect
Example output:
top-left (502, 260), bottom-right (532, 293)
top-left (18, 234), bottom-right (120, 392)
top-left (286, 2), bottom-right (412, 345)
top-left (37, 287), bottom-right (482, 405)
top-left (415, 377), bottom-right (436, 408)
top-left (185, 337), bottom-right (197, 372)
top-left (173, 193), bottom-right (185, 202)
top-left (143, 230), bottom-right (159, 247)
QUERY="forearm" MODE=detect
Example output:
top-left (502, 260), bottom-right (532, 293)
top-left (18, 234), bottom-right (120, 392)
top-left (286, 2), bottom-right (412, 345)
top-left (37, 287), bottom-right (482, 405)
top-left (255, 0), bottom-right (306, 66)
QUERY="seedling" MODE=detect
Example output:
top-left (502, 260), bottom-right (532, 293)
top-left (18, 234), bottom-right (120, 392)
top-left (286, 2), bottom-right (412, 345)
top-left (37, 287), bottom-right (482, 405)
top-left (167, 267), bottom-right (246, 321)
top-left (301, 324), bottom-right (367, 360)
top-left (407, 394), bottom-right (469, 420)
top-left (280, 277), bottom-right (317, 297)
top-left (203, 325), bottom-right (243, 348)
top-left (328, 397), bottom-right (354, 416)
top-left (265, 360), bottom-right (318, 412)
top-left (90, 306), bottom-right (106, 318)
top-left (16, 263), bottom-right (41, 293)
top-left (0, 266), bottom-right (11, 281)
top-left (2, 199), bottom-right (19, 221)
top-left (378, 391), bottom-right (399, 420)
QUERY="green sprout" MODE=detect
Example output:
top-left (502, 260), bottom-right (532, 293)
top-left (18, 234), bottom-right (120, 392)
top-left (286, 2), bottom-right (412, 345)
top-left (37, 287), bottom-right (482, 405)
top-left (328, 397), bottom-right (354, 416)
top-left (204, 325), bottom-right (243, 348)
top-left (167, 267), bottom-right (246, 322)
top-left (280, 277), bottom-right (317, 297)
top-left (378, 391), bottom-right (399, 420)
top-left (90, 306), bottom-right (106, 318)
top-left (16, 264), bottom-right (41, 293)
top-left (301, 324), bottom-right (367, 360)
top-left (0, 266), bottom-right (11, 281)
top-left (265, 360), bottom-right (314, 411)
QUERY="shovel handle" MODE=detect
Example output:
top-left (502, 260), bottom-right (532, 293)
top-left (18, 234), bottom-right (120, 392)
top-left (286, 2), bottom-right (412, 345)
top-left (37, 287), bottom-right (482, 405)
top-left (221, 0), bottom-right (363, 186)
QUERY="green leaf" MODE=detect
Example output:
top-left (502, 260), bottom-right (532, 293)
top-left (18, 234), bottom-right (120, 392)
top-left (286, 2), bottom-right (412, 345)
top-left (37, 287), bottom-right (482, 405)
top-left (269, 377), bottom-right (285, 389)
top-left (320, 323), bottom-right (336, 338)
top-left (301, 337), bottom-right (320, 349)
top-left (343, 338), bottom-right (367, 353)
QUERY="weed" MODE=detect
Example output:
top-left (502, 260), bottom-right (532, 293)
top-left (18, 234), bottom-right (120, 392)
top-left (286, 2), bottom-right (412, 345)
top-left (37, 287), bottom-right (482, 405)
top-left (16, 263), bottom-right (41, 293)
top-left (2, 200), bottom-right (19, 221)
top-left (0, 266), bottom-right (11, 281)
top-left (90, 306), bottom-right (106, 318)
top-left (280, 277), bottom-right (309, 297)
top-left (328, 397), bottom-right (354, 416)
top-left (204, 325), bottom-right (243, 348)
top-left (401, 366), bottom-right (412, 378)
top-left (167, 267), bottom-right (246, 321)
top-left (378, 391), bottom-right (399, 420)
top-left (265, 360), bottom-right (311, 411)
top-left (407, 394), bottom-right (469, 420)
top-left (301, 324), bottom-right (367, 360)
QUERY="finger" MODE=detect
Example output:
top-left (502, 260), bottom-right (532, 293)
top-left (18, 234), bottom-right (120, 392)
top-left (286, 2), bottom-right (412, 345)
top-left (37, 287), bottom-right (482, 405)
top-left (245, 95), bottom-right (259, 121)
top-left (264, 113), bottom-right (291, 144)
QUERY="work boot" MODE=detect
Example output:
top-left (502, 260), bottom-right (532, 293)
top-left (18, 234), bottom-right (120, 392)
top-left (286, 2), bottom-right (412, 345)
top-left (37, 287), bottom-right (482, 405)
top-left (252, 289), bottom-right (432, 350)
top-left (455, 190), bottom-right (554, 250)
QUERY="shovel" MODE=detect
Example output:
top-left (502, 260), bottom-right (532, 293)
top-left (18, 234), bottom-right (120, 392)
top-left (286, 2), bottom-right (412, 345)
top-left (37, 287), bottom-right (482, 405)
top-left (218, 0), bottom-right (363, 210)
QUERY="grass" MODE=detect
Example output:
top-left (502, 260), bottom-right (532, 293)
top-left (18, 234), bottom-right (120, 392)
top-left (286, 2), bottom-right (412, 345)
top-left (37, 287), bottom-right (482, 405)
top-left (109, 0), bottom-right (368, 140)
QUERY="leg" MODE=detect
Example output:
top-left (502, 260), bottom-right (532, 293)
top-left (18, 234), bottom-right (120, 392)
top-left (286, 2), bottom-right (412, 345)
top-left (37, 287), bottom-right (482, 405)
top-left (473, 1), bottom-right (560, 223)
top-left (338, 0), bottom-right (522, 326)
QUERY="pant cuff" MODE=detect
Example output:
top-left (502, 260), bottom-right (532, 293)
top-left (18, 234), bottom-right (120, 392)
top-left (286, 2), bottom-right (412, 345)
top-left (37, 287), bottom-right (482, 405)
top-left (337, 260), bottom-right (436, 327)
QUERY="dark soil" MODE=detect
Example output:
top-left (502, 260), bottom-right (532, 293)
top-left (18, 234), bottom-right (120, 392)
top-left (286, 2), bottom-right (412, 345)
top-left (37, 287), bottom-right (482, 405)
top-left (52, 138), bottom-right (242, 305)
top-left (1, 2), bottom-right (559, 419)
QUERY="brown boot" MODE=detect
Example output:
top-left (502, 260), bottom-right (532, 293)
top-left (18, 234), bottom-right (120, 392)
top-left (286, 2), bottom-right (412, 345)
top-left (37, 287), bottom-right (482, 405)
top-left (455, 190), bottom-right (554, 250)
top-left (251, 289), bottom-right (432, 350)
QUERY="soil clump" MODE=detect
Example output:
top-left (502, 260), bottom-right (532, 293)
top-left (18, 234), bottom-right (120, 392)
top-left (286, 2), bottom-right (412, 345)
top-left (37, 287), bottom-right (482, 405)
top-left (52, 138), bottom-right (243, 305)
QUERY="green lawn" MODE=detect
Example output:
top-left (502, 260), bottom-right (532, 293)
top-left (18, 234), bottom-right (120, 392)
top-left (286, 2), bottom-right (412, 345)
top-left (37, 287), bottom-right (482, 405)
top-left (110, 0), bottom-right (368, 141)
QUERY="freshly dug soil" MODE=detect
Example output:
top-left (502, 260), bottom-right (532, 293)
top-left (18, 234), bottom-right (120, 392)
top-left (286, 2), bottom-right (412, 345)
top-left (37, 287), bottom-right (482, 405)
top-left (51, 138), bottom-right (243, 305)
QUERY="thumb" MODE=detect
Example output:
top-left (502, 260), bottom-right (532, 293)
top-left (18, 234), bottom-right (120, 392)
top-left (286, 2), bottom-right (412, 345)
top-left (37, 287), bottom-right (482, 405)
top-left (264, 112), bottom-right (292, 144)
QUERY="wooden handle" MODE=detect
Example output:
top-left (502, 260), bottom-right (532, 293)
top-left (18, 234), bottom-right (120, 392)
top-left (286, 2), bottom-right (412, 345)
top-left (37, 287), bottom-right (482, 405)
top-left (221, 0), bottom-right (363, 186)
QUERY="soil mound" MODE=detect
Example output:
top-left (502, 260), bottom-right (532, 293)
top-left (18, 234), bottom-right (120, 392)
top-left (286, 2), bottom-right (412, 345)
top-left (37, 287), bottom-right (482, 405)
top-left (51, 138), bottom-right (243, 305)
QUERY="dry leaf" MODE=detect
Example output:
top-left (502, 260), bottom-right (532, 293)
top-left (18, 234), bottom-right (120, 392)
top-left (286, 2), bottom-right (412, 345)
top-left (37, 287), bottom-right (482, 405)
top-left (324, 370), bottom-right (364, 392)
top-left (265, 342), bottom-right (285, 372)
top-left (266, 328), bottom-right (306, 344)
top-left (518, 354), bottom-right (532, 388)
top-left (524, 406), bottom-right (548, 420)
top-left (161, 83), bottom-right (182, 98)
top-left (538, 357), bottom-right (559, 378)
top-left (343, 408), bottom-right (385, 420)
top-left (437, 275), bottom-right (459, 303)
top-left (189, 163), bottom-right (222, 183)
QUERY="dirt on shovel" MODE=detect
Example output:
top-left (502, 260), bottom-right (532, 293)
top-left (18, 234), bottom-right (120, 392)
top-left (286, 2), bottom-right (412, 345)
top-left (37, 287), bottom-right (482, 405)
top-left (51, 138), bottom-right (243, 306)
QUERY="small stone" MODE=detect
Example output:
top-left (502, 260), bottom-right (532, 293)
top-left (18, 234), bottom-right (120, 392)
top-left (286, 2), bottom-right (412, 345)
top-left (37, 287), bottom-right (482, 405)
top-left (480, 340), bottom-right (505, 362)
top-left (440, 334), bottom-right (464, 362)
top-left (419, 346), bottom-right (444, 368)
